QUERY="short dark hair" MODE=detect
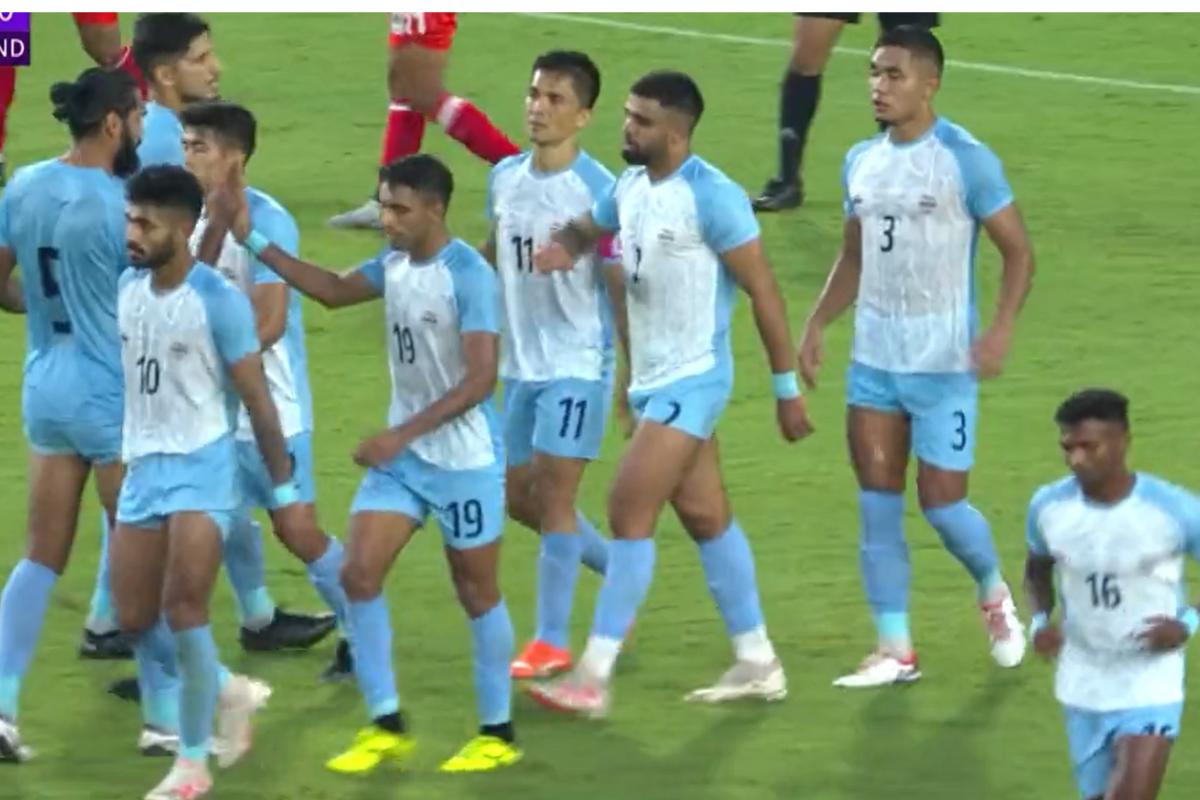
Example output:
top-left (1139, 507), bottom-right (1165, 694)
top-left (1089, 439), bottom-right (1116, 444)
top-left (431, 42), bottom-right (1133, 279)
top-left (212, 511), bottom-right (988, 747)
top-left (630, 70), bottom-right (704, 130)
top-left (180, 101), bottom-right (256, 162)
top-left (379, 154), bottom-right (454, 209)
top-left (49, 67), bottom-right (139, 140)
top-left (532, 50), bottom-right (601, 109)
top-left (126, 165), bottom-right (205, 224)
top-left (132, 13), bottom-right (210, 77)
top-left (1054, 389), bottom-right (1130, 430)
top-left (874, 25), bottom-right (945, 76)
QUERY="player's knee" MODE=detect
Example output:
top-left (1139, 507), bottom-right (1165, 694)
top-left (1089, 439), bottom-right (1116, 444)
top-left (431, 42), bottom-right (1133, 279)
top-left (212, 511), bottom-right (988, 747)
top-left (339, 560), bottom-right (381, 602)
top-left (677, 503), bottom-right (729, 542)
top-left (162, 594), bottom-right (207, 632)
top-left (505, 483), bottom-right (538, 530)
top-left (451, 571), bottom-right (499, 618)
top-left (116, 604), bottom-right (156, 637)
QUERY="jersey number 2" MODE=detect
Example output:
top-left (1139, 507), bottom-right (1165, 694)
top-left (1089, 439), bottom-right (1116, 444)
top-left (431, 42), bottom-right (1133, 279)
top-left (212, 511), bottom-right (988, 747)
top-left (36, 246), bottom-right (71, 334)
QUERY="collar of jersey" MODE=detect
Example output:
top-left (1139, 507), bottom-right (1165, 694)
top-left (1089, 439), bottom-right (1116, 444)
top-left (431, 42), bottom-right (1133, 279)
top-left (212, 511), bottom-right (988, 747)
top-left (884, 117), bottom-right (940, 150)
top-left (1077, 472), bottom-right (1141, 510)
top-left (404, 239), bottom-right (455, 268)
top-left (527, 150), bottom-right (584, 180)
top-left (646, 153), bottom-right (696, 186)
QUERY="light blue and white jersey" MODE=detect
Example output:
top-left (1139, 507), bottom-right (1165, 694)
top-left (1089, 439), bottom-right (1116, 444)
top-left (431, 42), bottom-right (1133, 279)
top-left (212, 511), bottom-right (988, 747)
top-left (137, 101), bottom-right (185, 167)
top-left (355, 238), bottom-right (502, 471)
top-left (118, 262), bottom-right (259, 462)
top-left (488, 150), bottom-right (617, 383)
top-left (593, 154), bottom-right (757, 393)
top-left (1027, 473), bottom-right (1200, 711)
top-left (843, 117), bottom-right (1014, 374)
top-left (189, 187), bottom-right (312, 441)
top-left (0, 159), bottom-right (127, 412)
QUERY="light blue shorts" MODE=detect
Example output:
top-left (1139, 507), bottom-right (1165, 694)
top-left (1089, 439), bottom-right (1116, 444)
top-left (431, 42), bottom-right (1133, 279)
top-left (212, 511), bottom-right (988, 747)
top-left (846, 360), bottom-right (979, 471)
top-left (629, 363), bottom-right (732, 441)
top-left (503, 373), bottom-right (612, 466)
top-left (22, 364), bottom-right (123, 463)
top-left (236, 431), bottom-right (316, 510)
top-left (1063, 702), bottom-right (1183, 798)
top-left (350, 449), bottom-right (504, 550)
top-left (24, 414), bottom-right (122, 464)
top-left (117, 435), bottom-right (239, 539)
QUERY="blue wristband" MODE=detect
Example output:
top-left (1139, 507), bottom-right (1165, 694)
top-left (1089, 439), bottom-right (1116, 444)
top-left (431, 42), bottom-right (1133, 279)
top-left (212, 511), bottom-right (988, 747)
top-left (1179, 607), bottom-right (1199, 638)
top-left (771, 371), bottom-right (801, 400)
top-left (272, 481), bottom-right (299, 508)
top-left (244, 229), bottom-right (270, 258)
top-left (1029, 611), bottom-right (1049, 641)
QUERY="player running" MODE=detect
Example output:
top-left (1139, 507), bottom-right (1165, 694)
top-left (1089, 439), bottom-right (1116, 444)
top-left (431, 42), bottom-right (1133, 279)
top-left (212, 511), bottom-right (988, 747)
top-left (796, 26), bottom-right (1035, 688)
top-left (213, 154), bottom-right (521, 773)
top-left (328, 12), bottom-right (519, 229)
top-left (528, 70), bottom-right (813, 717)
top-left (1025, 388), bottom-right (1200, 800)
top-left (0, 68), bottom-right (142, 763)
top-left (485, 50), bottom-right (620, 680)
top-left (114, 165), bottom-right (280, 799)
top-left (183, 101), bottom-right (350, 674)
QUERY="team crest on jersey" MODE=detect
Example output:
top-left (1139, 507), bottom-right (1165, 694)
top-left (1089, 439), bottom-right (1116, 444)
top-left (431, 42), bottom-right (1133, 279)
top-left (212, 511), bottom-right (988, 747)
top-left (919, 194), bottom-right (938, 212)
top-left (421, 311), bottom-right (438, 325)
top-left (170, 342), bottom-right (189, 357)
top-left (657, 229), bottom-right (676, 244)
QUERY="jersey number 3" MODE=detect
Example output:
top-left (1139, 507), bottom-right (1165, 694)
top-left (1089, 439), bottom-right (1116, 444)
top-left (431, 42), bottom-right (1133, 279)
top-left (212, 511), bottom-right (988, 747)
top-left (881, 216), bottom-right (897, 253)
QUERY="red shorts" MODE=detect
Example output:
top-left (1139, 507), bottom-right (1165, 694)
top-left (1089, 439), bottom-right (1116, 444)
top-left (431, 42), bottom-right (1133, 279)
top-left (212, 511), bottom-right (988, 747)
top-left (72, 12), bottom-right (119, 26)
top-left (388, 12), bottom-right (457, 50)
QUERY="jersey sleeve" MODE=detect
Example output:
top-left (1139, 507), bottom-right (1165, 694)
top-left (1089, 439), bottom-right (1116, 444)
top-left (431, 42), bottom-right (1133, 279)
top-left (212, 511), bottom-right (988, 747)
top-left (695, 177), bottom-right (760, 254)
top-left (352, 248), bottom-right (389, 293)
top-left (954, 142), bottom-right (1014, 221)
top-left (452, 257), bottom-right (499, 334)
top-left (203, 278), bottom-right (261, 366)
top-left (0, 191), bottom-right (10, 248)
top-left (1025, 489), bottom-right (1051, 556)
top-left (1171, 488), bottom-right (1200, 561)
top-left (249, 204), bottom-right (298, 286)
top-left (592, 179), bottom-right (620, 232)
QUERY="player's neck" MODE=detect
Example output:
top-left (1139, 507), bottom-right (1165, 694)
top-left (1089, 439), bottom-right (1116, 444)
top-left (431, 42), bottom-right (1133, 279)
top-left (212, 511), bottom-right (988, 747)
top-left (151, 255), bottom-right (196, 293)
top-left (62, 141), bottom-right (114, 174)
top-left (531, 140), bottom-right (578, 174)
top-left (887, 110), bottom-right (937, 145)
top-left (1082, 470), bottom-right (1137, 505)
top-left (647, 149), bottom-right (690, 182)
top-left (148, 87), bottom-right (184, 114)
top-left (409, 229), bottom-right (451, 263)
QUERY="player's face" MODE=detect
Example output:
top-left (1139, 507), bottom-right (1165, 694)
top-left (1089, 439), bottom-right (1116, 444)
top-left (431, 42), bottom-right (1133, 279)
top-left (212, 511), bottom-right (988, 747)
top-left (112, 104), bottom-right (145, 179)
top-left (378, 182), bottom-right (441, 251)
top-left (182, 128), bottom-right (237, 192)
top-left (126, 204), bottom-right (180, 270)
top-left (621, 95), bottom-right (669, 166)
top-left (1059, 420), bottom-right (1128, 486)
top-left (526, 70), bottom-right (589, 145)
top-left (869, 46), bottom-right (938, 124)
top-left (171, 32), bottom-right (221, 103)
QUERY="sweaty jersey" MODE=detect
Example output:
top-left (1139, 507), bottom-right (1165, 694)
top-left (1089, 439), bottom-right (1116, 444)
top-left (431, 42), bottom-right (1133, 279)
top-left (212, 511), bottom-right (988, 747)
top-left (137, 101), bottom-right (184, 167)
top-left (189, 187), bottom-right (312, 441)
top-left (1027, 473), bottom-right (1200, 711)
top-left (0, 159), bottom-right (127, 416)
top-left (488, 150), bottom-right (616, 383)
top-left (118, 262), bottom-right (259, 462)
top-left (593, 154), bottom-right (758, 392)
top-left (355, 238), bottom-right (501, 471)
top-left (843, 117), bottom-right (1014, 374)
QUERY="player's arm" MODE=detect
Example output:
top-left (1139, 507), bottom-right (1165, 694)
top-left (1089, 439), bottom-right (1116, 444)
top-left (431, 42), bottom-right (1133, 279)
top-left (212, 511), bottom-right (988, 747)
top-left (390, 332), bottom-right (497, 443)
top-left (807, 217), bottom-right (863, 330)
top-left (479, 228), bottom-right (497, 267)
top-left (0, 247), bottom-right (24, 314)
top-left (723, 239), bottom-right (796, 379)
top-left (1022, 495), bottom-right (1063, 658)
top-left (535, 182), bottom-right (619, 274)
top-left (982, 204), bottom-right (1034, 332)
top-left (246, 211), bottom-right (302, 348)
top-left (242, 237), bottom-right (379, 310)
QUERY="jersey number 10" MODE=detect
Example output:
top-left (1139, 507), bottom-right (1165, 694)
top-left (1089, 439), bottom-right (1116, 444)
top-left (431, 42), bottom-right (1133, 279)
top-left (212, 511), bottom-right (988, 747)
top-left (135, 355), bottom-right (161, 395)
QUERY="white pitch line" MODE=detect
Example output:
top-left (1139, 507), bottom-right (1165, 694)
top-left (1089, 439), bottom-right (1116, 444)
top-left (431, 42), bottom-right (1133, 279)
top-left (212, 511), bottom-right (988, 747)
top-left (524, 12), bottom-right (1200, 98)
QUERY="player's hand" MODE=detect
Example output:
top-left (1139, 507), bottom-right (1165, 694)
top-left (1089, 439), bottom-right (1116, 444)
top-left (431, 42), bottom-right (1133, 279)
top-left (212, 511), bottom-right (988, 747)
top-left (1032, 624), bottom-right (1063, 659)
top-left (533, 241), bottom-right (573, 273)
top-left (797, 323), bottom-right (823, 390)
top-left (353, 427), bottom-right (410, 468)
top-left (970, 323), bottom-right (1013, 379)
top-left (776, 395), bottom-right (814, 442)
top-left (206, 161), bottom-right (249, 237)
top-left (1137, 615), bottom-right (1190, 653)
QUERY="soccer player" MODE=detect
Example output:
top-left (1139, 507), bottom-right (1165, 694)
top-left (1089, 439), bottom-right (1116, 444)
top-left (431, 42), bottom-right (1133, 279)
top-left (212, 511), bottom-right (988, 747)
top-left (485, 50), bottom-right (619, 680)
top-left (0, 12), bottom-right (146, 186)
top-left (183, 100), bottom-right (350, 673)
top-left (1025, 388), bottom-right (1200, 800)
top-left (214, 154), bottom-right (521, 772)
top-left (527, 70), bottom-right (814, 717)
top-left (114, 165), bottom-right (279, 799)
top-left (327, 12), bottom-right (519, 229)
top-left (796, 27), bottom-right (1034, 688)
top-left (0, 67), bottom-right (142, 763)
top-left (752, 12), bottom-right (939, 212)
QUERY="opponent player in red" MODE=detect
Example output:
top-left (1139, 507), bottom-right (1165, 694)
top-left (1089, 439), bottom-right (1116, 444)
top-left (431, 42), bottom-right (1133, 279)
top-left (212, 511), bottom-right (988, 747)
top-left (0, 13), bottom-right (147, 185)
top-left (328, 12), bottom-right (519, 229)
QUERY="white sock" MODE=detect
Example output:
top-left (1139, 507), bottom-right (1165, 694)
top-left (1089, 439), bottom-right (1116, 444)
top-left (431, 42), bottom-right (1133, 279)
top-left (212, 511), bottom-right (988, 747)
top-left (579, 635), bottom-right (622, 682)
top-left (732, 626), bottom-right (777, 666)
